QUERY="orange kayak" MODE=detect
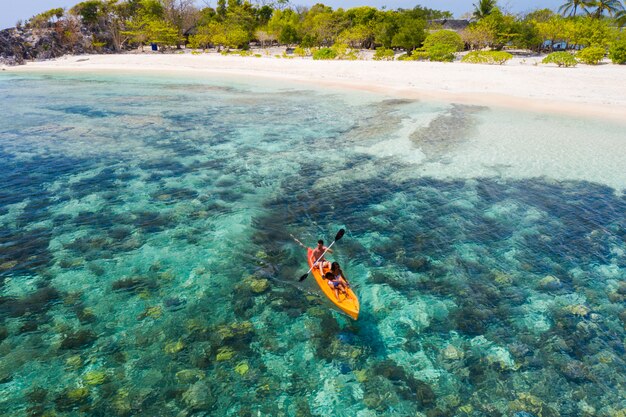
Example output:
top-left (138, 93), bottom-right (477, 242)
top-left (307, 248), bottom-right (360, 320)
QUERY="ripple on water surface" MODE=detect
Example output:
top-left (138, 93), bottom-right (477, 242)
top-left (0, 72), bottom-right (625, 417)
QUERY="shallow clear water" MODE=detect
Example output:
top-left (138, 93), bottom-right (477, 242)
top-left (0, 72), bottom-right (625, 417)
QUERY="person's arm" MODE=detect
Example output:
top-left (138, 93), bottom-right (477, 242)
top-left (340, 268), bottom-right (350, 287)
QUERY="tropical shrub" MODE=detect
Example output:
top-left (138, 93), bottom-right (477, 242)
top-left (293, 46), bottom-right (309, 57)
top-left (418, 30), bottom-right (464, 62)
top-left (423, 30), bottom-right (464, 53)
top-left (331, 42), bottom-right (349, 58)
top-left (576, 46), bottom-right (605, 65)
top-left (608, 39), bottom-right (626, 64)
top-left (427, 45), bottom-right (456, 62)
top-left (461, 50), bottom-right (513, 65)
top-left (410, 50), bottom-right (430, 60)
top-left (312, 47), bottom-right (337, 60)
top-left (373, 47), bottom-right (395, 61)
top-left (542, 51), bottom-right (578, 67)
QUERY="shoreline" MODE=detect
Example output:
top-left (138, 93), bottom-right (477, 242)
top-left (5, 53), bottom-right (626, 123)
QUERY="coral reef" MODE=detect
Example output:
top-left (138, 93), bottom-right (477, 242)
top-left (0, 73), bottom-right (624, 417)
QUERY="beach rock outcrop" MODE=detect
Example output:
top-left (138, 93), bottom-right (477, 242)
top-left (0, 25), bottom-right (92, 66)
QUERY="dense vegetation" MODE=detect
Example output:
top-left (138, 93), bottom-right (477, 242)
top-left (16, 0), bottom-right (626, 63)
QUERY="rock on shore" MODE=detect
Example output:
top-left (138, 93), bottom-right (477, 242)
top-left (0, 25), bottom-right (92, 65)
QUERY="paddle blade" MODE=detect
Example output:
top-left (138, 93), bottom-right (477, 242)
top-left (299, 273), bottom-right (309, 282)
top-left (335, 228), bottom-right (346, 241)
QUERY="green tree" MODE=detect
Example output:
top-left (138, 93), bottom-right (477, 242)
top-left (69, 1), bottom-right (129, 51)
top-left (197, 7), bottom-right (217, 26)
top-left (558, 0), bottom-right (591, 16)
top-left (390, 17), bottom-right (426, 51)
top-left (29, 7), bottom-right (64, 28)
top-left (279, 24), bottom-right (300, 45)
top-left (299, 5), bottom-right (349, 47)
top-left (523, 8), bottom-right (555, 23)
top-left (345, 6), bottom-right (378, 26)
top-left (225, 1), bottom-right (256, 35)
top-left (256, 5), bottom-right (273, 25)
top-left (188, 23), bottom-right (213, 49)
top-left (571, 15), bottom-right (617, 47)
top-left (71, 0), bottom-right (104, 25)
top-left (587, 0), bottom-right (625, 18)
top-left (403, 5), bottom-right (453, 20)
top-left (217, 0), bottom-right (226, 18)
top-left (461, 22), bottom-right (496, 49)
top-left (372, 11), bottom-right (400, 48)
top-left (608, 38), bottom-right (626, 63)
top-left (616, 9), bottom-right (626, 27)
top-left (267, 9), bottom-right (300, 45)
top-left (341, 6), bottom-right (378, 48)
top-left (193, 20), bottom-right (249, 50)
top-left (140, 0), bottom-right (165, 19)
top-left (123, 0), bottom-right (182, 50)
top-left (124, 17), bottom-right (180, 49)
top-left (535, 15), bottom-right (570, 50)
top-left (462, 8), bottom-right (518, 50)
top-left (473, 0), bottom-right (497, 19)
top-left (161, 0), bottom-right (200, 40)
top-left (338, 24), bottom-right (374, 48)
top-left (145, 18), bottom-right (180, 45)
top-left (115, 0), bottom-right (142, 20)
top-left (511, 20), bottom-right (543, 50)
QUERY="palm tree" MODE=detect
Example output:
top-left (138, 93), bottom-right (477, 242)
top-left (616, 9), bottom-right (626, 26)
top-left (558, 0), bottom-right (591, 16)
top-left (587, 0), bottom-right (625, 18)
top-left (472, 0), bottom-right (497, 19)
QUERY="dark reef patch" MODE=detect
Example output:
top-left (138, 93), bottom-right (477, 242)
top-left (410, 104), bottom-right (486, 158)
top-left (0, 287), bottom-right (61, 319)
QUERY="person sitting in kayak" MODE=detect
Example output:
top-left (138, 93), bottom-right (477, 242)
top-left (330, 262), bottom-right (351, 289)
top-left (311, 239), bottom-right (332, 275)
top-left (325, 272), bottom-right (347, 300)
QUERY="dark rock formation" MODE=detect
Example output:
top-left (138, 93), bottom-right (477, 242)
top-left (0, 25), bottom-right (92, 66)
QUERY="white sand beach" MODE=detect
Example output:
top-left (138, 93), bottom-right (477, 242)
top-left (6, 52), bottom-right (626, 122)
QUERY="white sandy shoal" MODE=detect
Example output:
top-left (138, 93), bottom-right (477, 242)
top-left (6, 52), bottom-right (626, 123)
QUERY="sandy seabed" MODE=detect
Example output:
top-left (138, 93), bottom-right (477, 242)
top-left (6, 52), bottom-right (626, 123)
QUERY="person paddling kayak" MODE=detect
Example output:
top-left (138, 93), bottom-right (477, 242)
top-left (302, 228), bottom-right (360, 320)
top-left (311, 239), bottom-right (332, 275)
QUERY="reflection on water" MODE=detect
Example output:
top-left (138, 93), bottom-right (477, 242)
top-left (0, 72), bottom-right (625, 417)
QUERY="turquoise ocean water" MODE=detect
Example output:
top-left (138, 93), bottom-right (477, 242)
top-left (0, 72), bottom-right (625, 417)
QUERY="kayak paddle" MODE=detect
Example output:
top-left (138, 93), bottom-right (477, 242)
top-left (299, 228), bottom-right (345, 282)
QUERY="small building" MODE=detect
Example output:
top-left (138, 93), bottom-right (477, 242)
top-left (428, 19), bottom-right (470, 32)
